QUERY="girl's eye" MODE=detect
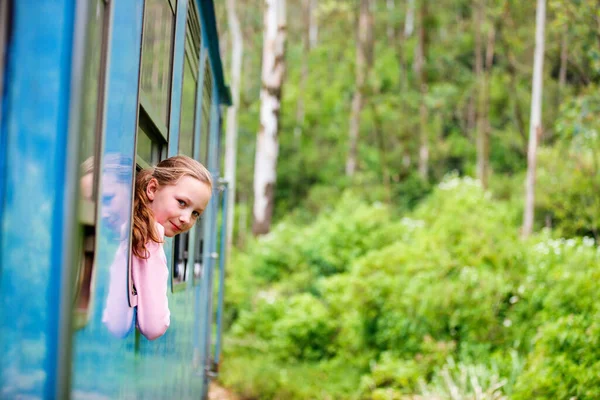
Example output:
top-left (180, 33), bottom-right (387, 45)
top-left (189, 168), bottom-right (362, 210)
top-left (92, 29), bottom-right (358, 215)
top-left (178, 200), bottom-right (185, 207)
top-left (192, 211), bottom-right (200, 218)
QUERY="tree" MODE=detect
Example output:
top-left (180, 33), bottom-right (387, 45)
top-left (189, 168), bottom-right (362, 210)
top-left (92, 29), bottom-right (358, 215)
top-left (416, 0), bottom-right (429, 180)
top-left (474, 0), bottom-right (496, 189)
top-left (404, 0), bottom-right (415, 37)
top-left (225, 0), bottom-right (243, 255)
top-left (346, 0), bottom-right (373, 177)
top-left (522, 0), bottom-right (546, 237)
top-left (252, 0), bottom-right (287, 235)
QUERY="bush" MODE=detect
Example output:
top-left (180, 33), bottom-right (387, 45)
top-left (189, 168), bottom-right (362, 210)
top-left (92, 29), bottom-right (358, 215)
top-left (271, 294), bottom-right (338, 361)
top-left (223, 176), bottom-right (600, 399)
top-left (512, 314), bottom-right (600, 399)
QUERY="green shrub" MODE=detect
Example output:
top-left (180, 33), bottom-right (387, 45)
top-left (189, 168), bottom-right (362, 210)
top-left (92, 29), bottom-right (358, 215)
top-left (229, 297), bottom-right (285, 345)
top-left (299, 194), bottom-right (394, 277)
top-left (219, 353), bottom-right (363, 400)
top-left (536, 147), bottom-right (600, 238)
top-left (507, 235), bottom-right (600, 352)
top-left (223, 175), bottom-right (600, 399)
top-left (512, 314), bottom-right (600, 399)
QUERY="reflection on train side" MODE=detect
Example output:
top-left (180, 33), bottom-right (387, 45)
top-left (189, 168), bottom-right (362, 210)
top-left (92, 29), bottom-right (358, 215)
top-left (78, 154), bottom-right (136, 339)
top-left (100, 154), bottom-right (135, 338)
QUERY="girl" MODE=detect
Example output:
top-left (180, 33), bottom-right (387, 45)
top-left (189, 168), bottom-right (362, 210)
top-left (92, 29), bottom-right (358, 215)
top-left (103, 155), bottom-right (212, 340)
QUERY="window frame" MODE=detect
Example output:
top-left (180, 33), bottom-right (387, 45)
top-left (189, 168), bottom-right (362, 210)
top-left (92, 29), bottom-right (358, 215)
top-left (73, 0), bottom-right (112, 330)
top-left (172, 0), bottom-right (203, 291)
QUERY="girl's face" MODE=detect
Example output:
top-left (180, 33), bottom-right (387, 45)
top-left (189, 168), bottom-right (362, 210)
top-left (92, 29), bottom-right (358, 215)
top-left (146, 175), bottom-right (212, 237)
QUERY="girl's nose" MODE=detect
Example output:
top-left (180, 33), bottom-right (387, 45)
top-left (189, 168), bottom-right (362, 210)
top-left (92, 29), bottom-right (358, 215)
top-left (179, 213), bottom-right (191, 225)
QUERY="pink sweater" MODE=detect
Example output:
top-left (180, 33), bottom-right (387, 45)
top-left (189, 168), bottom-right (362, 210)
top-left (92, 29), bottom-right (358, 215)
top-left (103, 222), bottom-right (171, 340)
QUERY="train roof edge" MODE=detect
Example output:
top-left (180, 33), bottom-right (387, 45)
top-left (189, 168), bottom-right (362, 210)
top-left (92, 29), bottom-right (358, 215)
top-left (198, 0), bottom-right (232, 106)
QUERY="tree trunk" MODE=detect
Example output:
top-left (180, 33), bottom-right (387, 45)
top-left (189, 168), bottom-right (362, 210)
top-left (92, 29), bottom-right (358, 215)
top-left (522, 0), bottom-right (546, 238)
top-left (481, 26), bottom-right (495, 187)
top-left (294, 0), bottom-right (311, 142)
top-left (387, 0), bottom-right (395, 42)
top-left (477, 21), bottom-right (495, 190)
top-left (252, 0), bottom-right (286, 236)
top-left (404, 0), bottom-right (415, 37)
top-left (415, 0), bottom-right (428, 180)
top-left (236, 194), bottom-right (248, 248)
top-left (474, 0), bottom-right (486, 187)
top-left (346, 0), bottom-right (371, 177)
top-left (309, 0), bottom-right (318, 49)
top-left (225, 0), bottom-right (243, 256)
top-left (370, 102), bottom-right (391, 202)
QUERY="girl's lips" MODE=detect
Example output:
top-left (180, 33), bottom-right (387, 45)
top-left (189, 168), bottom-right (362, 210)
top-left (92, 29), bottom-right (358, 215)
top-left (170, 221), bottom-right (181, 231)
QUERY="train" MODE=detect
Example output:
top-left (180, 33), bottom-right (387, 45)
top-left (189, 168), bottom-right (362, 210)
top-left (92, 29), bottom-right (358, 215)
top-left (0, 0), bottom-right (232, 398)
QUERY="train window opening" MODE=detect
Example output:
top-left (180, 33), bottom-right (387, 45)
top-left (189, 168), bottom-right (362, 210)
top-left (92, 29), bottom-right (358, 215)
top-left (172, 2), bottom-right (201, 290)
top-left (172, 231), bottom-right (189, 288)
top-left (136, 119), bottom-right (164, 166)
top-left (200, 59), bottom-right (213, 165)
top-left (178, 6), bottom-right (201, 157)
top-left (178, 60), bottom-right (197, 156)
top-left (140, 0), bottom-right (175, 128)
top-left (193, 221), bottom-right (205, 282)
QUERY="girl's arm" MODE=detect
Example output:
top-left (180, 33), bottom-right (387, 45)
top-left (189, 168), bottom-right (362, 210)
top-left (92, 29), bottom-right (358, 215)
top-left (102, 240), bottom-right (134, 338)
top-left (132, 223), bottom-right (170, 340)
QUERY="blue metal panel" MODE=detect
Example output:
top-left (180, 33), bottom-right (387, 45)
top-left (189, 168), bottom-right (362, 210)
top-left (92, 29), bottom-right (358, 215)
top-left (214, 181), bottom-right (229, 367)
top-left (198, 76), bottom-right (222, 398)
top-left (191, 43), bottom-right (207, 379)
top-left (70, 0), bottom-right (144, 397)
top-left (164, 0), bottom-right (189, 292)
top-left (167, 0), bottom-right (189, 157)
top-left (0, 1), bottom-right (78, 398)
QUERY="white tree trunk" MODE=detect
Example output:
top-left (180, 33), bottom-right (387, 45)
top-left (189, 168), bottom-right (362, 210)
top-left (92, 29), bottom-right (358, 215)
top-left (387, 0), bottom-right (395, 41)
top-left (253, 0), bottom-right (286, 236)
top-left (309, 0), bottom-right (318, 49)
top-left (404, 0), bottom-right (415, 37)
top-left (225, 0), bottom-right (243, 255)
top-left (522, 0), bottom-right (546, 237)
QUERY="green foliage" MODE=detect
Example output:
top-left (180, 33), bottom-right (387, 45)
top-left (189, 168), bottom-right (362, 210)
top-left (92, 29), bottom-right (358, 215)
top-left (513, 315), bottom-right (600, 399)
top-left (216, 0), bottom-right (600, 397)
top-left (223, 176), bottom-right (600, 398)
top-left (535, 86), bottom-right (600, 237)
top-left (270, 294), bottom-right (338, 361)
top-left (220, 353), bottom-right (363, 400)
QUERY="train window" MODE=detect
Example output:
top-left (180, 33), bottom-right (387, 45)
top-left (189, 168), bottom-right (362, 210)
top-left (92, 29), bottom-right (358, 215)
top-left (173, 3), bottom-right (201, 289)
top-left (178, 55), bottom-right (197, 156)
top-left (172, 232), bottom-right (189, 288)
top-left (74, 0), bottom-right (111, 330)
top-left (178, 4), bottom-right (200, 156)
top-left (192, 218), bottom-right (206, 282)
top-left (200, 59), bottom-right (213, 165)
top-left (140, 0), bottom-right (175, 128)
top-left (136, 116), bottom-right (163, 166)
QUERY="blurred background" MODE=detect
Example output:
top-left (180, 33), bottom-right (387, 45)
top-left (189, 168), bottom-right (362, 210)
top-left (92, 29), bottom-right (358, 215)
top-left (213, 0), bottom-right (600, 398)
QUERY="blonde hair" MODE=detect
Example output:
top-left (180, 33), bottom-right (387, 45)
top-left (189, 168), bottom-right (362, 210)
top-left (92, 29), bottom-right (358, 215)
top-left (132, 155), bottom-right (212, 259)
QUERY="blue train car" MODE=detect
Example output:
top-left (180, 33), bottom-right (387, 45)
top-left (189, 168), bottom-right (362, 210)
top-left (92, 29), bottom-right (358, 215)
top-left (0, 1), bottom-right (231, 399)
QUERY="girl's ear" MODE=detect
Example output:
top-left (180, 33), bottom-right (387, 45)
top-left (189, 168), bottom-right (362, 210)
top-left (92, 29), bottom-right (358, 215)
top-left (146, 178), bottom-right (158, 201)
